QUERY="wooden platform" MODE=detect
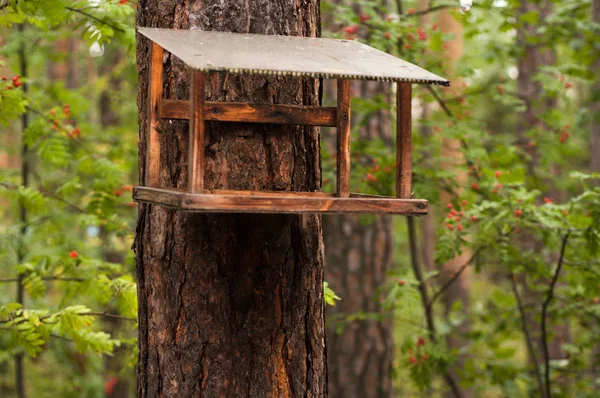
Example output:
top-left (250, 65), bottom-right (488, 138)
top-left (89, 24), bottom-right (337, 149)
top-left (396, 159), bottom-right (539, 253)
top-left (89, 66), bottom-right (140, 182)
top-left (133, 187), bottom-right (428, 215)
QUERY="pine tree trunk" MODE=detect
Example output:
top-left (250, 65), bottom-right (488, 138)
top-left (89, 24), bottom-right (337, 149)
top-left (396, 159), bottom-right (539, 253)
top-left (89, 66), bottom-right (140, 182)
top-left (324, 214), bottom-right (394, 398)
top-left (134, 2), bottom-right (327, 397)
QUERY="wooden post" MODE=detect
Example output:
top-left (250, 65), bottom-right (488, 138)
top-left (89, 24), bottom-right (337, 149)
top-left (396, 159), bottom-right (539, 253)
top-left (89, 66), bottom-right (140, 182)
top-left (189, 70), bottom-right (206, 193)
top-left (337, 79), bottom-right (351, 198)
top-left (146, 42), bottom-right (163, 187)
top-left (396, 82), bottom-right (412, 199)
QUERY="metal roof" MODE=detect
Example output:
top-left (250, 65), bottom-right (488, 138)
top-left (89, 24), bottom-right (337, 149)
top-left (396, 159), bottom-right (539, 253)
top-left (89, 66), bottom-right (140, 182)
top-left (138, 28), bottom-right (449, 86)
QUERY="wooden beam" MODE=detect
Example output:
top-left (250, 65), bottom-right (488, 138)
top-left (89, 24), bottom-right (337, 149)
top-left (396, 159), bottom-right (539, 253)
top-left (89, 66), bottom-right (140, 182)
top-left (146, 42), bottom-right (163, 187)
top-left (189, 70), bottom-right (206, 193)
top-left (336, 79), bottom-right (351, 198)
top-left (160, 99), bottom-right (337, 127)
top-left (133, 186), bottom-right (428, 215)
top-left (396, 82), bottom-right (412, 199)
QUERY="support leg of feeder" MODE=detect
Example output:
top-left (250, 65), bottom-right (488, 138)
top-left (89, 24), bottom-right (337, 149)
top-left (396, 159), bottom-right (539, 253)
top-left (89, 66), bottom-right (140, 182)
top-left (337, 79), bottom-right (351, 198)
top-left (146, 42), bottom-right (163, 187)
top-left (396, 82), bottom-right (412, 199)
top-left (189, 70), bottom-right (206, 193)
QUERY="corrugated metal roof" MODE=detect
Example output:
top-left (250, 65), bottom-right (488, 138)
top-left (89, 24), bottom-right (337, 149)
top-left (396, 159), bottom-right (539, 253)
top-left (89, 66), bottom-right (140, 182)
top-left (138, 28), bottom-right (450, 86)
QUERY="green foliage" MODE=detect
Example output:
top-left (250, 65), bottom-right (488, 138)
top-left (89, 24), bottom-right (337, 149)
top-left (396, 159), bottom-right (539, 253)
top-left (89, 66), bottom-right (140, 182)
top-left (0, 1), bottom-right (138, 396)
top-left (325, 0), bottom-right (600, 396)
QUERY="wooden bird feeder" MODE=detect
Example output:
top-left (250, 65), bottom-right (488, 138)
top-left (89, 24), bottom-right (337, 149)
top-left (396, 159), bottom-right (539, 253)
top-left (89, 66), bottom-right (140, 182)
top-left (134, 28), bottom-right (449, 215)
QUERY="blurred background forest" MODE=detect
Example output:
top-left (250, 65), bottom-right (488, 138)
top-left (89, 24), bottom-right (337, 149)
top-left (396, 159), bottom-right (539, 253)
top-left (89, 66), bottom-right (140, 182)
top-left (0, 0), bottom-right (599, 397)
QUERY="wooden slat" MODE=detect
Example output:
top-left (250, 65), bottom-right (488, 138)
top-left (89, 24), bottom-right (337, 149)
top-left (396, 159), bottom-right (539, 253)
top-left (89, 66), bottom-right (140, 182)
top-left (146, 42), bottom-right (163, 187)
top-left (160, 99), bottom-right (337, 127)
top-left (336, 79), bottom-right (351, 198)
top-left (396, 82), bottom-right (412, 199)
top-left (189, 71), bottom-right (206, 193)
top-left (133, 186), bottom-right (428, 215)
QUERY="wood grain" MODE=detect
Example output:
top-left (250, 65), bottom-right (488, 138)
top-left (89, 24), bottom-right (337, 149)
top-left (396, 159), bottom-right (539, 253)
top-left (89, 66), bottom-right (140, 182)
top-left (396, 82), bottom-right (412, 199)
top-left (146, 42), bottom-right (163, 187)
top-left (133, 186), bottom-right (428, 215)
top-left (189, 70), bottom-right (205, 193)
top-left (337, 79), bottom-right (351, 198)
top-left (160, 99), bottom-right (337, 126)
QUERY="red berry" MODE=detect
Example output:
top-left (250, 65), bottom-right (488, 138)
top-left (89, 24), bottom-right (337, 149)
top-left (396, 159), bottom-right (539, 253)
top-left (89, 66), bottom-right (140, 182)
top-left (69, 250), bottom-right (78, 258)
top-left (407, 8), bottom-right (415, 14)
top-left (0, 76), bottom-right (5, 80)
top-left (409, 356), bottom-right (417, 365)
top-left (471, 215), bottom-right (477, 221)
top-left (544, 197), bottom-right (553, 204)
top-left (457, 224), bottom-right (463, 231)
top-left (407, 33), bottom-right (415, 41)
top-left (6, 86), bottom-right (12, 90)
top-left (49, 109), bottom-right (55, 115)
top-left (432, 23), bottom-right (438, 31)
top-left (434, 126), bottom-right (442, 133)
top-left (459, 211), bottom-right (464, 216)
top-left (73, 127), bottom-right (81, 137)
top-left (497, 85), bottom-right (504, 95)
top-left (451, 209), bottom-right (457, 215)
top-left (416, 337), bottom-right (426, 346)
top-left (404, 43), bottom-right (412, 50)
top-left (593, 298), bottom-right (599, 304)
top-left (447, 224), bottom-right (454, 230)
top-left (128, 202), bottom-right (137, 208)
top-left (119, 0), bottom-right (127, 4)
top-left (456, 217), bottom-right (461, 222)
top-left (344, 25), bottom-right (358, 34)
top-left (495, 171), bottom-right (501, 178)
top-left (360, 14), bottom-right (370, 23)
top-left (562, 210), bottom-right (568, 216)
top-left (385, 32), bottom-right (391, 39)
top-left (447, 213), bottom-right (454, 219)
top-left (515, 228), bottom-right (521, 234)
top-left (496, 183), bottom-right (502, 189)
top-left (398, 279), bottom-right (406, 286)
top-left (565, 82), bottom-right (572, 89)
top-left (471, 182), bottom-right (479, 190)
top-left (461, 200), bottom-right (468, 206)
top-left (13, 81), bottom-right (21, 87)
top-left (447, 203), bottom-right (453, 209)
top-left (492, 189), bottom-right (498, 195)
top-left (514, 209), bottom-right (522, 217)
top-left (115, 189), bottom-right (122, 197)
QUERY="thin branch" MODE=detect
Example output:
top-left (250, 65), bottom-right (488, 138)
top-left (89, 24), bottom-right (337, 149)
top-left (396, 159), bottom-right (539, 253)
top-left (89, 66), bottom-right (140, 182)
top-left (0, 276), bottom-right (85, 283)
top-left (510, 274), bottom-right (546, 397)
top-left (541, 232), bottom-right (570, 398)
top-left (407, 217), bottom-right (463, 398)
top-left (428, 246), bottom-right (484, 310)
top-left (65, 6), bottom-right (125, 33)
top-left (403, 4), bottom-right (456, 18)
top-left (84, 312), bottom-right (136, 321)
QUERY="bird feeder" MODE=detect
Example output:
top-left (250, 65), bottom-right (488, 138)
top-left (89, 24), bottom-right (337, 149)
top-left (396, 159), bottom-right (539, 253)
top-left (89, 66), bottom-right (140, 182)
top-left (134, 28), bottom-right (449, 215)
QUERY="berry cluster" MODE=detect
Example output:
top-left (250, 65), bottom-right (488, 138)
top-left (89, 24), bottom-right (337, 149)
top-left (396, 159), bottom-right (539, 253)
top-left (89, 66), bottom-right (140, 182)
top-left (2, 75), bottom-right (22, 90)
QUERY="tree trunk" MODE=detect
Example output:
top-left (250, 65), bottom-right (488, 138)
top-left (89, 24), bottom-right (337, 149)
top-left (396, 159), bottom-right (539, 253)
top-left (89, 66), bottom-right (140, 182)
top-left (437, 9), bottom-right (473, 398)
top-left (324, 214), bottom-right (394, 398)
top-left (134, 1), bottom-right (327, 397)
top-left (322, 3), bottom-right (395, 395)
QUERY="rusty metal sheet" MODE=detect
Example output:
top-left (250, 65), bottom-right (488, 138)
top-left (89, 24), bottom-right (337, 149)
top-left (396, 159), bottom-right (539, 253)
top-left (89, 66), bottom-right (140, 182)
top-left (138, 28), bottom-right (449, 86)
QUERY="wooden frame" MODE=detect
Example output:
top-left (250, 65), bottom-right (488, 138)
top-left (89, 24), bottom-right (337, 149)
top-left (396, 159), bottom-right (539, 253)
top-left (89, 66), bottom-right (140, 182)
top-left (136, 41), bottom-right (424, 215)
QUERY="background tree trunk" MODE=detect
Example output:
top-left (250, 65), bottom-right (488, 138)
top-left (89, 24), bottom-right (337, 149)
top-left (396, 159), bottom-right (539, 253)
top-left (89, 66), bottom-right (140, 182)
top-left (437, 9), bottom-right (473, 398)
top-left (134, 1), bottom-right (326, 397)
top-left (322, 2), bottom-right (395, 396)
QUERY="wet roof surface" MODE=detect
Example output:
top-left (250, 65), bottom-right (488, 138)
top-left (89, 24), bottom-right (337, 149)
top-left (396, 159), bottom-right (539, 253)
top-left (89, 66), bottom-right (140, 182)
top-left (138, 28), bottom-right (449, 86)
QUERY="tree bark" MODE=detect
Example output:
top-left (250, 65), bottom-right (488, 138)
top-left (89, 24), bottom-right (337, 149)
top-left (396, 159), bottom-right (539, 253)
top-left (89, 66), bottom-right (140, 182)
top-left (134, 1), bottom-right (327, 397)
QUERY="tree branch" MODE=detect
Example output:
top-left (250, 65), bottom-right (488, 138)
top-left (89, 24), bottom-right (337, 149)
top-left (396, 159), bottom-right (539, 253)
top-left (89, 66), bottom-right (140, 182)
top-left (407, 216), bottom-right (463, 398)
top-left (0, 276), bottom-right (85, 283)
top-left (65, 6), bottom-right (125, 33)
top-left (541, 232), bottom-right (570, 398)
top-left (510, 274), bottom-right (546, 397)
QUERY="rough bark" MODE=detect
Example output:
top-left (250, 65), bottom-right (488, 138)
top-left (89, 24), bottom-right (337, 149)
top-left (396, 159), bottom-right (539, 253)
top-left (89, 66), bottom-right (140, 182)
top-left (134, 1), bottom-right (326, 397)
